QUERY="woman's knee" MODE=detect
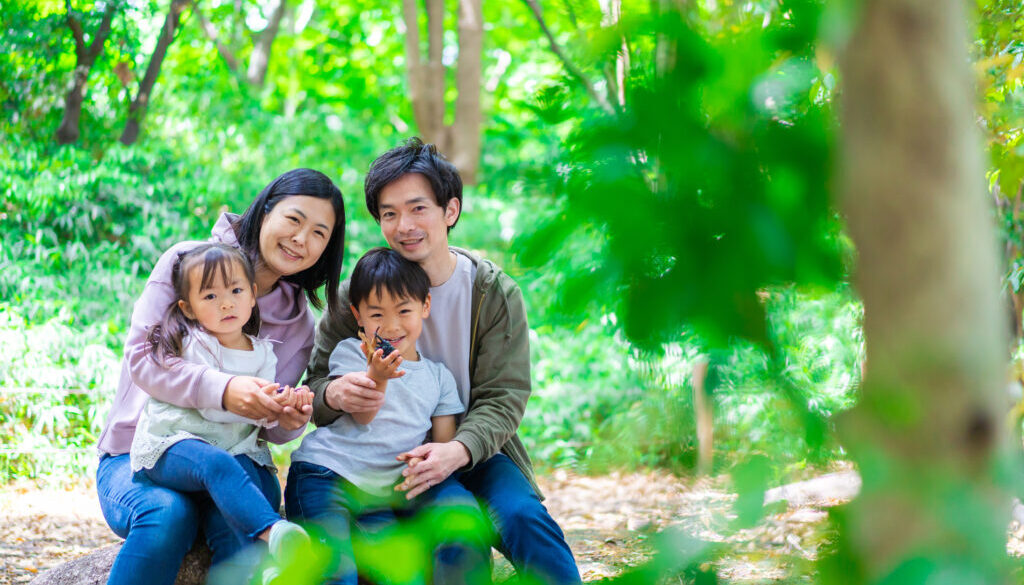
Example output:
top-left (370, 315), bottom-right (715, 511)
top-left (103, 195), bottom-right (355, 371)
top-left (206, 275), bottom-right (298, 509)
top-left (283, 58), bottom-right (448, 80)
top-left (133, 489), bottom-right (201, 541)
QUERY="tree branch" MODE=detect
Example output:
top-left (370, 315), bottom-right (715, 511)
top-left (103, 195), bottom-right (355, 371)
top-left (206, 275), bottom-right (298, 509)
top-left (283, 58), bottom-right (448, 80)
top-left (191, 0), bottom-right (239, 71)
top-left (521, 0), bottom-right (614, 114)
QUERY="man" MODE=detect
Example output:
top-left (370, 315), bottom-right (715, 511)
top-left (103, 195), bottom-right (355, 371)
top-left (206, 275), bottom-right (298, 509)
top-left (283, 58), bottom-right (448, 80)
top-left (305, 138), bottom-right (581, 585)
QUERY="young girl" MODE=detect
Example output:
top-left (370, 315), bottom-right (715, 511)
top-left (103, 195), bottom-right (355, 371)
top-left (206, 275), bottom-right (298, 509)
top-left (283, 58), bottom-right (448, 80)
top-left (129, 243), bottom-right (312, 583)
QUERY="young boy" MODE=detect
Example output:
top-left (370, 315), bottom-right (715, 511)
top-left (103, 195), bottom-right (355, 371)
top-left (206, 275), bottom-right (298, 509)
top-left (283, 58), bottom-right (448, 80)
top-left (307, 138), bottom-right (581, 585)
top-left (286, 247), bottom-right (490, 585)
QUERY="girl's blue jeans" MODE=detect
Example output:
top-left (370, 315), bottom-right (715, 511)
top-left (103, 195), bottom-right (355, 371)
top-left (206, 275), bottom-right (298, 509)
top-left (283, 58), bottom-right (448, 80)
top-left (96, 442), bottom-right (282, 585)
top-left (284, 460), bottom-right (494, 585)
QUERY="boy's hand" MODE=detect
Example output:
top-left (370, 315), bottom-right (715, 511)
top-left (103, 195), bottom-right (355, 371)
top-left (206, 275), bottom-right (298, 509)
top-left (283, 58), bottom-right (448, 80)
top-left (367, 348), bottom-right (403, 382)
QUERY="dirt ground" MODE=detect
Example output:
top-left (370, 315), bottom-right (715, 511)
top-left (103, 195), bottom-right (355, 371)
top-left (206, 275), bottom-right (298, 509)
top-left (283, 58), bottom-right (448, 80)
top-left (4, 468), bottom-right (1008, 585)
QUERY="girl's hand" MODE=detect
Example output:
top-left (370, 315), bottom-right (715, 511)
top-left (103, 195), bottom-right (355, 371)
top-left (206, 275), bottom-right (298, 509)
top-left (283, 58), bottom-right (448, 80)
top-left (224, 376), bottom-right (283, 421)
top-left (271, 384), bottom-right (295, 407)
top-left (276, 403), bottom-right (312, 431)
top-left (293, 385), bottom-right (314, 410)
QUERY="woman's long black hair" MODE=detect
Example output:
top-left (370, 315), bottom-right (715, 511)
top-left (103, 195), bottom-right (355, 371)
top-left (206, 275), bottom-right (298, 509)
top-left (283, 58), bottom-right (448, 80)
top-left (234, 168), bottom-right (346, 313)
top-left (148, 244), bottom-right (261, 363)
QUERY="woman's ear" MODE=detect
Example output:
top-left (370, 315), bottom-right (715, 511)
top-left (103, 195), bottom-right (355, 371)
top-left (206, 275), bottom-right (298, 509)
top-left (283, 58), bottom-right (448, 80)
top-left (178, 299), bottom-right (195, 319)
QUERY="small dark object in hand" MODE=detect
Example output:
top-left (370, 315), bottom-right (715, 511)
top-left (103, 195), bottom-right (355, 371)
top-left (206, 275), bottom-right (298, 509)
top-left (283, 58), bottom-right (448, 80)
top-left (374, 331), bottom-right (396, 358)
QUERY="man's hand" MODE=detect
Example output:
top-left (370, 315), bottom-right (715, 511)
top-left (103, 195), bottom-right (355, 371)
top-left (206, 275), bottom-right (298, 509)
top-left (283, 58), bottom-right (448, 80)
top-left (223, 376), bottom-right (283, 420)
top-left (325, 372), bottom-right (386, 413)
top-left (395, 441), bottom-right (471, 499)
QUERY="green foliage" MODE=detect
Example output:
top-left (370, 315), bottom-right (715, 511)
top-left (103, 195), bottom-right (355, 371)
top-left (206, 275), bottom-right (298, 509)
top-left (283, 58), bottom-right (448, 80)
top-left (517, 1), bottom-right (842, 348)
top-left (0, 304), bottom-right (119, 482)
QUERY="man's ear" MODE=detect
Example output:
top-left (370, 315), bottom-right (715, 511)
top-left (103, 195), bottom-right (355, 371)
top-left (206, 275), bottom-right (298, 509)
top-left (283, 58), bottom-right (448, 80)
top-left (178, 299), bottom-right (195, 319)
top-left (444, 198), bottom-right (460, 227)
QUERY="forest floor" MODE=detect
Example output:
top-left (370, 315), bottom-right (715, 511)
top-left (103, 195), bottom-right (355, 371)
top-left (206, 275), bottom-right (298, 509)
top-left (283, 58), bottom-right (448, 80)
top-left (2, 466), bottom-right (1019, 584)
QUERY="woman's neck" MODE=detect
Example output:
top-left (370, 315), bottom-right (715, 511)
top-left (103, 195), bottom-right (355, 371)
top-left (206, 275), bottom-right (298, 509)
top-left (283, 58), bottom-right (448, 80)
top-left (253, 262), bottom-right (279, 298)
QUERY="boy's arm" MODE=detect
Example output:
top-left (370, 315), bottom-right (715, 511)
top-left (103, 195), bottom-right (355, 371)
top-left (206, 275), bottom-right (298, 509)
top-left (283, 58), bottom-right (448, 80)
top-left (430, 415), bottom-right (457, 443)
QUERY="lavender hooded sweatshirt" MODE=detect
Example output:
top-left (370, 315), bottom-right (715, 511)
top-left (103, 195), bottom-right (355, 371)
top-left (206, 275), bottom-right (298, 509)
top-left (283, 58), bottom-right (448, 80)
top-left (97, 213), bottom-right (315, 456)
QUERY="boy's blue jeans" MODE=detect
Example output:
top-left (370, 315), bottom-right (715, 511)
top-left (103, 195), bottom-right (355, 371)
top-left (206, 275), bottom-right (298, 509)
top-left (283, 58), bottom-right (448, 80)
top-left (96, 443), bottom-right (281, 585)
top-left (284, 460), bottom-right (493, 585)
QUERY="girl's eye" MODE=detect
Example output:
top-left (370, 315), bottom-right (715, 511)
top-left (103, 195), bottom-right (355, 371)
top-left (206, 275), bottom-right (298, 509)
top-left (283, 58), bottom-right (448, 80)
top-left (232, 287), bottom-right (244, 294)
top-left (204, 293), bottom-right (216, 301)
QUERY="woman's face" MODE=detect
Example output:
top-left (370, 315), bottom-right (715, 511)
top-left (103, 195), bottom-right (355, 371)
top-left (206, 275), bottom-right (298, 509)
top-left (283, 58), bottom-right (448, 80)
top-left (258, 195), bottom-right (336, 280)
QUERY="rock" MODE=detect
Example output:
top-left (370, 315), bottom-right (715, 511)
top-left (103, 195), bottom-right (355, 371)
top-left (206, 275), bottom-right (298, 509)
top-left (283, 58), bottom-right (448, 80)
top-left (626, 516), bottom-right (653, 532)
top-left (763, 470), bottom-right (861, 508)
top-left (29, 541), bottom-right (212, 585)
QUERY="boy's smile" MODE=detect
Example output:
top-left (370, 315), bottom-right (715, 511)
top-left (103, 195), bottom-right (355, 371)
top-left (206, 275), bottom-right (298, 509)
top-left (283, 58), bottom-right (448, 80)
top-left (351, 288), bottom-right (432, 361)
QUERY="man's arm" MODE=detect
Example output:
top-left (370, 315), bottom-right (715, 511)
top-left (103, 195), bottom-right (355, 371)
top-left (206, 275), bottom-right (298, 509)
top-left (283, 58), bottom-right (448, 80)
top-left (453, 276), bottom-right (532, 468)
top-left (308, 281), bottom-right (364, 426)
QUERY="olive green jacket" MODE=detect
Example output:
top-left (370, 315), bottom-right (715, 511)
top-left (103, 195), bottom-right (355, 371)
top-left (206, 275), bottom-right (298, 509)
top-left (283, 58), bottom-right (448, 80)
top-left (306, 247), bottom-right (539, 496)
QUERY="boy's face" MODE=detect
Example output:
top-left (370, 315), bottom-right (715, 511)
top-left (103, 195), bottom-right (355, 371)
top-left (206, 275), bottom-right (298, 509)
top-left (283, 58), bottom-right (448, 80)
top-left (377, 173), bottom-right (459, 268)
top-left (351, 288), bottom-right (431, 360)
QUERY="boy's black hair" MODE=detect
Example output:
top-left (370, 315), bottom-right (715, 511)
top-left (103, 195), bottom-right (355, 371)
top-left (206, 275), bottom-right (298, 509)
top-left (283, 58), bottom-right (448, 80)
top-left (363, 137), bottom-right (462, 232)
top-left (349, 247), bottom-right (430, 309)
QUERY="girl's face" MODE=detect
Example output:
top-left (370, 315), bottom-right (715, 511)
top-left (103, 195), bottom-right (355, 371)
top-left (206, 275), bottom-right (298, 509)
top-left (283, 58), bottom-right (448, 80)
top-left (258, 195), bottom-right (336, 281)
top-left (178, 259), bottom-right (256, 347)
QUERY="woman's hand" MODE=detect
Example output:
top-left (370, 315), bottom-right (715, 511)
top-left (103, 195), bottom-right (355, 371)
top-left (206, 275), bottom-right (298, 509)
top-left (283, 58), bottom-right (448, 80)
top-left (276, 402), bottom-right (313, 431)
top-left (394, 441), bottom-right (471, 499)
top-left (324, 372), bottom-right (386, 413)
top-left (223, 376), bottom-right (284, 420)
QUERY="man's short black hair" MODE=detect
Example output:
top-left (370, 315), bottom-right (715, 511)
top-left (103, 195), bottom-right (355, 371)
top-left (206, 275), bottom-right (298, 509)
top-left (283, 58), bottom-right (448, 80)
top-left (364, 137), bottom-right (463, 232)
top-left (349, 247), bottom-right (431, 309)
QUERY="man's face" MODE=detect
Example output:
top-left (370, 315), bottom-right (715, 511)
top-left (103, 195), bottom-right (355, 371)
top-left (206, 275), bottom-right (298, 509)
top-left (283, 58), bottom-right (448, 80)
top-left (377, 173), bottom-right (459, 267)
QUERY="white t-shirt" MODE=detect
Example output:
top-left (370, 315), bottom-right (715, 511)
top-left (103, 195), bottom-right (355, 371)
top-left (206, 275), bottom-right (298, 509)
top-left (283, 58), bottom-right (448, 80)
top-left (418, 251), bottom-right (476, 408)
top-left (129, 330), bottom-right (276, 471)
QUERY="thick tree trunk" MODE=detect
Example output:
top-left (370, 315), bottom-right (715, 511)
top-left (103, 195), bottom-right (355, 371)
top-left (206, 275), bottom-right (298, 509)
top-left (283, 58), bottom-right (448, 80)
top-left (246, 0), bottom-right (288, 87)
top-left (120, 0), bottom-right (189, 146)
top-left (56, 2), bottom-right (117, 145)
top-left (451, 0), bottom-right (482, 184)
top-left (836, 0), bottom-right (1010, 582)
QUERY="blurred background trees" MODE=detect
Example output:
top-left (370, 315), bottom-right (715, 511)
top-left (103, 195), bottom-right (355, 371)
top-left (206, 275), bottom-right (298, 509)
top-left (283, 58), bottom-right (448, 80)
top-left (2, 0), bottom-right (1023, 581)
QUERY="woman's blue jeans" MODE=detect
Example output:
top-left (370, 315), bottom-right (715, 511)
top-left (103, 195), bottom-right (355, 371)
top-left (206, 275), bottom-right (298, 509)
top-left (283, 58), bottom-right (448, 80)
top-left (284, 460), bottom-right (493, 585)
top-left (97, 445), bottom-right (281, 585)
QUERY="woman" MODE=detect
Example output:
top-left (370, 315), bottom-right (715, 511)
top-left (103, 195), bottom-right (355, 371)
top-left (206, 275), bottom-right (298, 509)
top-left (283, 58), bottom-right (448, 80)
top-left (95, 168), bottom-right (345, 584)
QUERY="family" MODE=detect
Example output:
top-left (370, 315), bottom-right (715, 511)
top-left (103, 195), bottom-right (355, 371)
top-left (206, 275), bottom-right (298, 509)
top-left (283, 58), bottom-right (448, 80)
top-left (94, 138), bottom-right (582, 585)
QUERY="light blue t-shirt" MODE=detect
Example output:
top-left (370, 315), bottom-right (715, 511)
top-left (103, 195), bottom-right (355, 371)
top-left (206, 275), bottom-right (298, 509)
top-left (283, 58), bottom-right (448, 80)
top-left (291, 338), bottom-right (464, 495)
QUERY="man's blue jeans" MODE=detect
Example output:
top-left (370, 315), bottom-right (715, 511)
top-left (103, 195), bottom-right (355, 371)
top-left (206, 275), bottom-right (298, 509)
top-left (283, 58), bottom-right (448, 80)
top-left (459, 454), bottom-right (582, 585)
top-left (284, 460), bottom-right (493, 585)
top-left (97, 446), bottom-right (281, 585)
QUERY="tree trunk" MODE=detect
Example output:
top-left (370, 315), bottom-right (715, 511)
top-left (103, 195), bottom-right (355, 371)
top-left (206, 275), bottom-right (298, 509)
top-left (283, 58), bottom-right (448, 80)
top-left (835, 0), bottom-right (1010, 582)
top-left (402, 0), bottom-right (447, 152)
top-left (246, 0), bottom-right (288, 87)
top-left (56, 1), bottom-right (117, 145)
top-left (692, 358), bottom-right (712, 477)
top-left (451, 0), bottom-right (482, 184)
top-left (120, 0), bottom-right (189, 146)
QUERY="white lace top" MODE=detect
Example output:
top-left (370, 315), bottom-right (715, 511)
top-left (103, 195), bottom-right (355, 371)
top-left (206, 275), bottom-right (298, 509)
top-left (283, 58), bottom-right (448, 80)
top-left (129, 330), bottom-right (277, 471)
